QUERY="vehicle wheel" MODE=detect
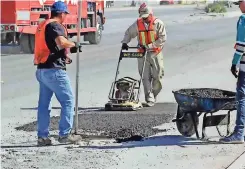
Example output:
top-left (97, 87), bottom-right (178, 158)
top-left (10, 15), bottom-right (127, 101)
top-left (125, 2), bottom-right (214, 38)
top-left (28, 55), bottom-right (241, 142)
top-left (20, 33), bottom-right (34, 54)
top-left (87, 16), bottom-right (102, 45)
top-left (87, 25), bottom-right (102, 45)
top-left (176, 106), bottom-right (199, 137)
top-left (1, 33), bottom-right (7, 44)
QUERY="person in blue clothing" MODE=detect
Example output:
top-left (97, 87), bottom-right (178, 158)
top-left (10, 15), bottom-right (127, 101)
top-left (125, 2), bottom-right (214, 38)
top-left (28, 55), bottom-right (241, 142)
top-left (35, 1), bottom-right (82, 146)
top-left (220, 0), bottom-right (245, 144)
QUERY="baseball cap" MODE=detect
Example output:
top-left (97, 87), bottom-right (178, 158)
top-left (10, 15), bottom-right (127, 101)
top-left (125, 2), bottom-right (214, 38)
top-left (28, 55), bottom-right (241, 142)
top-left (51, 1), bottom-right (70, 14)
top-left (233, 0), bottom-right (245, 5)
top-left (138, 3), bottom-right (152, 18)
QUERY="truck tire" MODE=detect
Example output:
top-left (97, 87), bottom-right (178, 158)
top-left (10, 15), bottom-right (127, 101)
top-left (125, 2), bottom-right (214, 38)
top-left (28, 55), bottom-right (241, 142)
top-left (1, 33), bottom-right (7, 44)
top-left (87, 16), bottom-right (102, 45)
top-left (20, 33), bottom-right (34, 54)
top-left (87, 24), bottom-right (102, 44)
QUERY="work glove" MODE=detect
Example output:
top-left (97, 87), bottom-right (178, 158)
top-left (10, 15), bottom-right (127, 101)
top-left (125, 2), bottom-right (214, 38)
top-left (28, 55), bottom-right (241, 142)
top-left (121, 43), bottom-right (129, 50)
top-left (70, 42), bottom-right (82, 53)
top-left (231, 64), bottom-right (238, 78)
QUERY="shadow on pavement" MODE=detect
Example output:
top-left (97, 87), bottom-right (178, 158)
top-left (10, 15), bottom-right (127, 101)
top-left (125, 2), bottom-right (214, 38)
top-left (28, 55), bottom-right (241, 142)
top-left (1, 135), bottom-right (222, 150)
top-left (20, 107), bottom-right (103, 111)
top-left (75, 135), bottom-right (222, 150)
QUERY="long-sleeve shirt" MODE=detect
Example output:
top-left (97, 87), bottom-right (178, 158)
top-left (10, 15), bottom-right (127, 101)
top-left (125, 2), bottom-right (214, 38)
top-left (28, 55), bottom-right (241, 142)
top-left (121, 18), bottom-right (167, 49)
top-left (232, 14), bottom-right (245, 66)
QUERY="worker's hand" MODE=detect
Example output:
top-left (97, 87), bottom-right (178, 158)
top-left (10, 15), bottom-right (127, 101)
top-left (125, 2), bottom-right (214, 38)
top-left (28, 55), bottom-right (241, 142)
top-left (122, 43), bottom-right (129, 50)
top-left (65, 56), bottom-right (72, 64)
top-left (231, 64), bottom-right (239, 78)
top-left (138, 44), bottom-right (146, 50)
top-left (70, 42), bottom-right (82, 53)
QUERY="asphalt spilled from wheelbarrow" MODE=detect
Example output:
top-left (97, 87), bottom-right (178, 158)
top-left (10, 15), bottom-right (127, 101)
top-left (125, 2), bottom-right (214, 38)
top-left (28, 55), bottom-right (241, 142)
top-left (16, 103), bottom-right (177, 142)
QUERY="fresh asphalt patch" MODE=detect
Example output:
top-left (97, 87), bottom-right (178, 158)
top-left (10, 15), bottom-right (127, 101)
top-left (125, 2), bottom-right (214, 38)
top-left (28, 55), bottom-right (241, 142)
top-left (16, 103), bottom-right (177, 140)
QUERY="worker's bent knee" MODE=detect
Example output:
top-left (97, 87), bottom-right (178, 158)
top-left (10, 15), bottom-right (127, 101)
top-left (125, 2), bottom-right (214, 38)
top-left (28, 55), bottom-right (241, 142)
top-left (152, 69), bottom-right (164, 80)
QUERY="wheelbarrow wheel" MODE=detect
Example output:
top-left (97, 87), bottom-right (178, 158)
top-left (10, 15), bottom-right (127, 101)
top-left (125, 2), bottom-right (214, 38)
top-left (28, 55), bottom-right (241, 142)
top-left (176, 106), bottom-right (199, 137)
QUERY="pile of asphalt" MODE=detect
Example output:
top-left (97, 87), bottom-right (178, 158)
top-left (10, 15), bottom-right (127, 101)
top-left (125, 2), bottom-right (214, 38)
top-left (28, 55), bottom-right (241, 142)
top-left (16, 103), bottom-right (177, 141)
top-left (177, 88), bottom-right (235, 99)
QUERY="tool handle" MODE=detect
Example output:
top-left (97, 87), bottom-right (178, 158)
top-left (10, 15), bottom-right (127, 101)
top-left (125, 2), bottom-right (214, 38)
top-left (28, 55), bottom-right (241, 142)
top-left (119, 46), bottom-right (146, 60)
top-left (121, 47), bottom-right (139, 50)
top-left (127, 47), bottom-right (139, 49)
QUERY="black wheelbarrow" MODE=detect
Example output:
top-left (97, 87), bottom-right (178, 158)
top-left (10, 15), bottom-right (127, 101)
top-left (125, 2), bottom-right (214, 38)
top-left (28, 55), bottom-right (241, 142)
top-left (172, 88), bottom-right (237, 140)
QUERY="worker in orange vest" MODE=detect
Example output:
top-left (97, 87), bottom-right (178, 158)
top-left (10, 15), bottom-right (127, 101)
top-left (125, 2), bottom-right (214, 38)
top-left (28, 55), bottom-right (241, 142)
top-left (34, 1), bottom-right (82, 146)
top-left (121, 3), bottom-right (167, 107)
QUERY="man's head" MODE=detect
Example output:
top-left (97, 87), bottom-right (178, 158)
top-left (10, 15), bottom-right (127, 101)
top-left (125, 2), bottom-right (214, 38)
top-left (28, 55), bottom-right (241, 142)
top-left (50, 1), bottom-right (69, 23)
top-left (234, 0), bottom-right (245, 13)
top-left (138, 3), bottom-right (153, 22)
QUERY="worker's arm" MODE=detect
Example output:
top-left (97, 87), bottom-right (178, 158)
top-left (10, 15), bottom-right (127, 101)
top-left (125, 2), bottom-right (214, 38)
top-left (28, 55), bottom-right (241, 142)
top-left (148, 19), bottom-right (167, 49)
top-left (232, 15), bottom-right (245, 65)
top-left (46, 22), bottom-right (75, 50)
top-left (121, 21), bottom-right (138, 44)
top-left (55, 36), bottom-right (75, 49)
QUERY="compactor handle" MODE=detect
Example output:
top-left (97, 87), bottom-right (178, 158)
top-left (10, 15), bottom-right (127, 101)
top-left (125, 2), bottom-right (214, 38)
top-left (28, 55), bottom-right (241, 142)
top-left (127, 47), bottom-right (139, 49)
top-left (121, 46), bottom-right (144, 50)
top-left (119, 48), bottom-right (146, 60)
top-left (120, 47), bottom-right (140, 51)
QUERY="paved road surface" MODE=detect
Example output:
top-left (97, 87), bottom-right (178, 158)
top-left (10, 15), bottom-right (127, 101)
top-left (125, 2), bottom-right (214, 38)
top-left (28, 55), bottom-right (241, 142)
top-left (1, 14), bottom-right (238, 109)
top-left (1, 9), bottom-right (238, 132)
top-left (104, 5), bottom-right (197, 19)
top-left (1, 8), bottom-right (245, 169)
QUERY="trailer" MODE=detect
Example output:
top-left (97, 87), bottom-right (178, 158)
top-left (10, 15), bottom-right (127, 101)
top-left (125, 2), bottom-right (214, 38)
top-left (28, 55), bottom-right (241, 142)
top-left (0, 0), bottom-right (106, 53)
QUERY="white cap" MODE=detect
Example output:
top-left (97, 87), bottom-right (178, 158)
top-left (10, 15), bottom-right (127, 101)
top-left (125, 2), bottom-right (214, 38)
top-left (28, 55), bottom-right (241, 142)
top-left (138, 3), bottom-right (152, 18)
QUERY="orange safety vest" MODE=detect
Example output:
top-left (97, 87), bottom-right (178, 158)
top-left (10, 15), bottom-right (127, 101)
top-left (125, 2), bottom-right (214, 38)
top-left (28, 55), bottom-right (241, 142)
top-left (137, 16), bottom-right (162, 53)
top-left (34, 19), bottom-right (68, 65)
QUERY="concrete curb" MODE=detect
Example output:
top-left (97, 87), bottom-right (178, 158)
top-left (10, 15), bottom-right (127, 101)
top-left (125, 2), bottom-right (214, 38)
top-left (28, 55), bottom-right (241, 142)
top-left (190, 10), bottom-right (241, 20)
top-left (206, 11), bottom-right (241, 18)
top-left (226, 151), bottom-right (245, 169)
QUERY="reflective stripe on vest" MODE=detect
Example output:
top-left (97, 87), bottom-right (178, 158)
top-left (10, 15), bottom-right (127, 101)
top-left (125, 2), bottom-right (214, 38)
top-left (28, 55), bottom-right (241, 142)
top-left (34, 19), bottom-right (68, 65)
top-left (137, 17), bottom-right (161, 53)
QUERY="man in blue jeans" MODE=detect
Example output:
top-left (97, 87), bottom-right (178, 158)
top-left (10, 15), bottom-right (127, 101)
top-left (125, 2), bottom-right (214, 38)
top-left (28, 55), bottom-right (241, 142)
top-left (34, 1), bottom-right (82, 146)
top-left (220, 0), bottom-right (245, 144)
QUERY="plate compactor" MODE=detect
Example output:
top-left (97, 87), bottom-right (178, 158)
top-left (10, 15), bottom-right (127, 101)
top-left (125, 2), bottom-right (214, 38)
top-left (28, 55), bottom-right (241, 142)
top-left (105, 46), bottom-right (147, 111)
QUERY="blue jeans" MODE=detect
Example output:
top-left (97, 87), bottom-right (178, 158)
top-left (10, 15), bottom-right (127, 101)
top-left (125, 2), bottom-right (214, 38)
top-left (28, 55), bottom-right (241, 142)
top-left (36, 68), bottom-right (74, 138)
top-left (235, 71), bottom-right (245, 137)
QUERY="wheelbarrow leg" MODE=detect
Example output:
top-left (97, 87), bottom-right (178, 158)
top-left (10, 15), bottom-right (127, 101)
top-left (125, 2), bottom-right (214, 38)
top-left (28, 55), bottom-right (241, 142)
top-left (190, 112), bottom-right (200, 139)
top-left (202, 110), bottom-right (232, 139)
top-left (227, 111), bottom-right (231, 136)
top-left (202, 112), bottom-right (208, 140)
top-left (216, 110), bottom-right (231, 137)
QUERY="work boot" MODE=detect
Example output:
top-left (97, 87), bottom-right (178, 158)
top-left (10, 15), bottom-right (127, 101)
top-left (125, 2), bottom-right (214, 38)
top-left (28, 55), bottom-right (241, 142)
top-left (58, 134), bottom-right (83, 144)
top-left (219, 132), bottom-right (244, 144)
top-left (153, 95), bottom-right (157, 103)
top-left (146, 101), bottom-right (155, 107)
top-left (37, 137), bottom-right (52, 146)
top-left (144, 91), bottom-right (155, 107)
